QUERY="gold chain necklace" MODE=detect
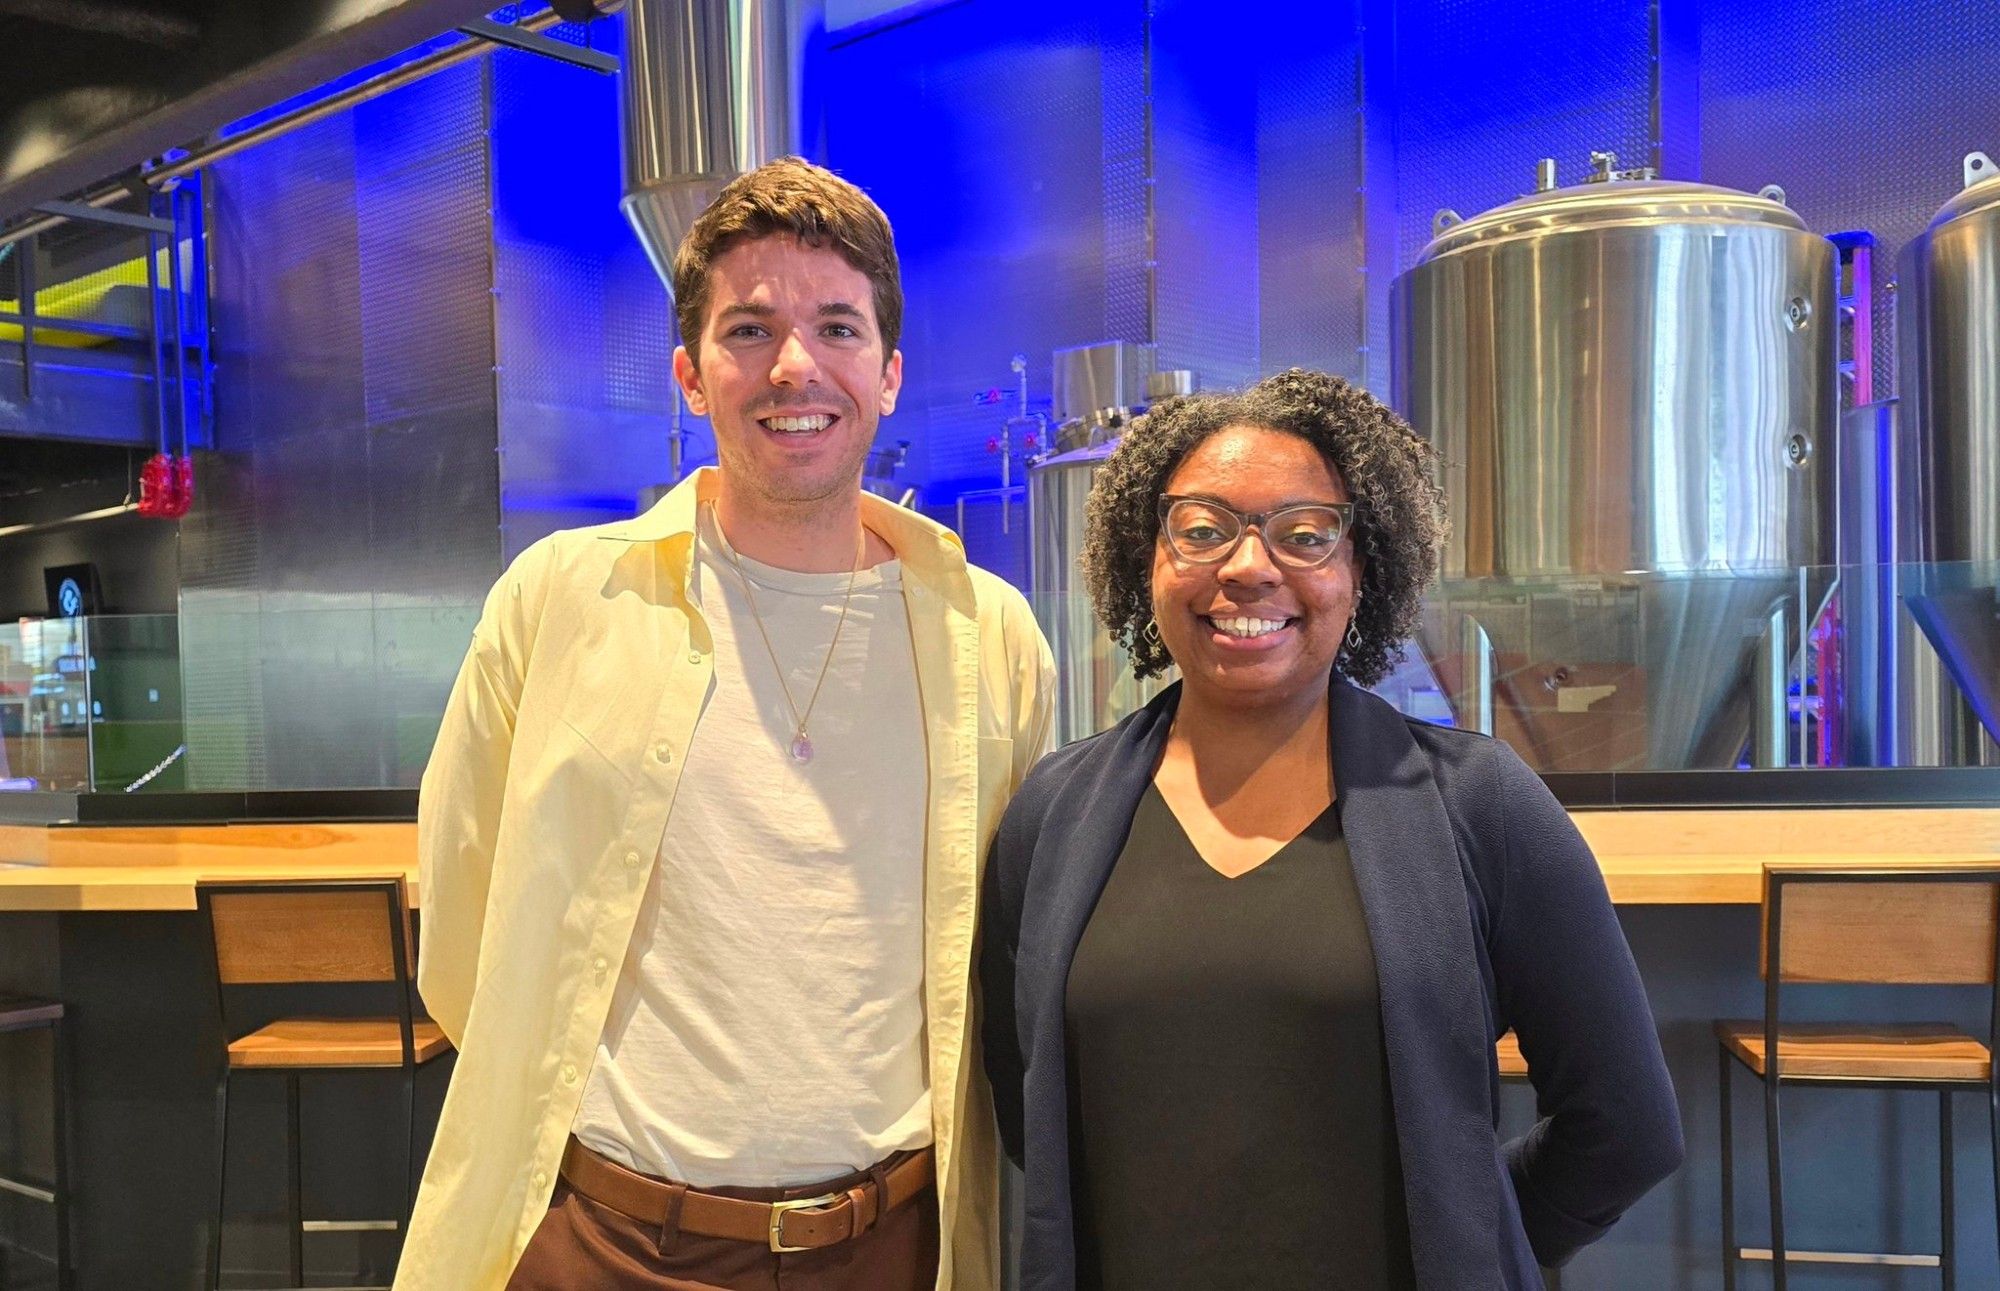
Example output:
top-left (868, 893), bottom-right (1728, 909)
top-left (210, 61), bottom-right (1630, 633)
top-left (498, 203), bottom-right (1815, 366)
top-left (707, 501), bottom-right (866, 764)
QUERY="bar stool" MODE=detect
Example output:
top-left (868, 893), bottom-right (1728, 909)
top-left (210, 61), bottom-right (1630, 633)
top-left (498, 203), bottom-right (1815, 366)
top-left (1496, 1032), bottom-right (1561, 1291)
top-left (0, 994), bottom-right (72, 1291)
top-left (1714, 862), bottom-right (2000, 1289)
top-left (199, 878), bottom-right (452, 1290)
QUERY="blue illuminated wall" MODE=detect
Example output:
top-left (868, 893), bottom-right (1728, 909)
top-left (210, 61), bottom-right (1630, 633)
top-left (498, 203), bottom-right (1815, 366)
top-left (487, 18), bottom-right (707, 559)
top-left (829, 0), bottom-right (1146, 503)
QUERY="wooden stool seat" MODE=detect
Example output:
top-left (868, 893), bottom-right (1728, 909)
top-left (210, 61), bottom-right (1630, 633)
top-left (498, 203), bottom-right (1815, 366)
top-left (1715, 1020), bottom-right (1991, 1083)
top-left (0, 995), bottom-right (64, 1032)
top-left (227, 1018), bottom-right (452, 1070)
top-left (199, 878), bottom-right (443, 1288)
top-left (1715, 863), bottom-right (2000, 1289)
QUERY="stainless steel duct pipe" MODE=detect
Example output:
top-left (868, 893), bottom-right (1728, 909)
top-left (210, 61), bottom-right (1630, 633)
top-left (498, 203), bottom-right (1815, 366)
top-left (620, 0), bottom-right (820, 291)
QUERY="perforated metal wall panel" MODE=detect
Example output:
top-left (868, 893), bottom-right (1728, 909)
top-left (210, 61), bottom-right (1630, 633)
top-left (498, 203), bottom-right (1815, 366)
top-left (488, 29), bottom-right (688, 560)
top-left (1150, 0), bottom-right (1260, 390)
top-left (185, 61), bottom-right (500, 790)
top-left (356, 66), bottom-right (496, 428)
top-left (1099, 10), bottom-right (1150, 347)
top-left (829, 0), bottom-right (1137, 501)
top-left (1696, 0), bottom-right (2000, 399)
top-left (1257, 8), bottom-right (1367, 385)
top-left (1386, 0), bottom-right (1655, 270)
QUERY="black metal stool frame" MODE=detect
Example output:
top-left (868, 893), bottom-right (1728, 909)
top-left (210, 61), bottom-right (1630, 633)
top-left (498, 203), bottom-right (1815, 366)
top-left (1718, 864), bottom-right (2000, 1291)
top-left (0, 995), bottom-right (73, 1291)
top-left (198, 879), bottom-right (431, 1291)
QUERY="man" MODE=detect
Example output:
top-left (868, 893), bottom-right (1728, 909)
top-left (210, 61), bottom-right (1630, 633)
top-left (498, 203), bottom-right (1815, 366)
top-left (397, 158), bottom-right (1056, 1291)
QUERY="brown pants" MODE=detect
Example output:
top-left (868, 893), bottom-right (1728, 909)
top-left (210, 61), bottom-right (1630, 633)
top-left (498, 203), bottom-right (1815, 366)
top-left (505, 1152), bottom-right (940, 1291)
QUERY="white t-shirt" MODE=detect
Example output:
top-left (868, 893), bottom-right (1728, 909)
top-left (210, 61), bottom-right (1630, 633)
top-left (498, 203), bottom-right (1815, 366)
top-left (570, 511), bottom-right (931, 1187)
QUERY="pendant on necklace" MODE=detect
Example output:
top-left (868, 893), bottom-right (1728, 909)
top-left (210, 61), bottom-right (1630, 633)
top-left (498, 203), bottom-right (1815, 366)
top-left (790, 732), bottom-right (815, 763)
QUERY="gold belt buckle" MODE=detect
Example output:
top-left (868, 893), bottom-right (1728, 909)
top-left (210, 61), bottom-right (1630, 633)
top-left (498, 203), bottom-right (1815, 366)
top-left (767, 1191), bottom-right (843, 1253)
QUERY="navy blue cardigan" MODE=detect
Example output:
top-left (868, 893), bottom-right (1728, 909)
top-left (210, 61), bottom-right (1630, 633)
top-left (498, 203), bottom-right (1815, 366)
top-left (980, 679), bottom-right (1683, 1290)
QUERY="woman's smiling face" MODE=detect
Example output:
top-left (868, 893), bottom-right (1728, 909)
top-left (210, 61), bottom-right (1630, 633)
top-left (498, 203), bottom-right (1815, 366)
top-left (1149, 424), bottom-right (1362, 711)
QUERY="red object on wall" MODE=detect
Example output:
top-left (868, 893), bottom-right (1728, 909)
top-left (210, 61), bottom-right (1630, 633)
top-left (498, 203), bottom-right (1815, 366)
top-left (169, 455), bottom-right (196, 517)
top-left (137, 452), bottom-right (173, 517)
top-left (137, 453), bottom-right (196, 518)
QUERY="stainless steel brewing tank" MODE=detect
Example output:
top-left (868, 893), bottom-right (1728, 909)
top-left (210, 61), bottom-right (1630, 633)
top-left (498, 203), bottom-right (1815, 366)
top-left (1028, 441), bottom-right (1169, 744)
top-left (1392, 174), bottom-right (1837, 769)
top-left (1898, 152), bottom-right (2000, 753)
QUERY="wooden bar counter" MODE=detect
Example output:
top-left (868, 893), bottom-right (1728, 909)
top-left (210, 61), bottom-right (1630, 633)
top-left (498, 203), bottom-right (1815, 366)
top-left (4, 806), bottom-right (1996, 911)
top-left (0, 822), bottom-right (421, 911)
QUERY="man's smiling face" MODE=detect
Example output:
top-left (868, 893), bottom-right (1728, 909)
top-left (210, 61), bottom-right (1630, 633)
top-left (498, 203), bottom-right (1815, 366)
top-left (674, 235), bottom-right (903, 511)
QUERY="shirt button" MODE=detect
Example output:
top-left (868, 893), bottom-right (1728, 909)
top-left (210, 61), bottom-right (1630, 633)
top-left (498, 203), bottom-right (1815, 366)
top-left (562, 1063), bottom-right (578, 1085)
top-left (623, 850), bottom-right (642, 870)
top-left (655, 743), bottom-right (674, 763)
top-left (593, 955), bottom-right (609, 977)
top-left (688, 651), bottom-right (701, 664)
top-left (531, 1169), bottom-right (548, 1189)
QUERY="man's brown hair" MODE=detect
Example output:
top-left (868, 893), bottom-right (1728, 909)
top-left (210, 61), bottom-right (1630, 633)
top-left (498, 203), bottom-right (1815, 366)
top-left (671, 157), bottom-right (903, 369)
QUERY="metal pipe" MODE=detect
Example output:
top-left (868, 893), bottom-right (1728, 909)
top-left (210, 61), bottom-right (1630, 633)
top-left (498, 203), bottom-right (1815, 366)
top-left (1458, 615), bottom-right (1495, 736)
top-left (184, 181), bottom-right (215, 436)
top-left (667, 383), bottom-right (687, 483)
top-left (0, 311), bottom-right (148, 341)
top-left (18, 229), bottom-right (35, 398)
top-left (460, 16), bottom-right (618, 72)
top-left (31, 199), bottom-right (172, 234)
top-left (0, 190), bottom-right (128, 251)
top-left (619, 0), bottom-right (810, 287)
top-left (1834, 403), bottom-right (1899, 765)
top-left (144, 226), bottom-right (168, 456)
top-left (1797, 566), bottom-right (1813, 767)
top-left (1004, 354), bottom-right (1032, 535)
top-left (1752, 601), bottom-right (1790, 767)
top-left (0, 503), bottom-right (142, 541)
top-left (1141, 0), bottom-right (1157, 346)
top-left (0, 5), bottom-right (613, 253)
top-left (80, 619), bottom-right (97, 791)
top-left (166, 191), bottom-right (190, 457)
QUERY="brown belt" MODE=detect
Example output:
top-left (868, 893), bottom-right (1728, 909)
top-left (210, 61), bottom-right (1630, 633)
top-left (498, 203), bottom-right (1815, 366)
top-left (558, 1138), bottom-right (935, 1254)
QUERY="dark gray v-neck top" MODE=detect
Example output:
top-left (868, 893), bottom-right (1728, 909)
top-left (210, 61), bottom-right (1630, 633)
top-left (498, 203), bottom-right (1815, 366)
top-left (1063, 784), bottom-right (1417, 1291)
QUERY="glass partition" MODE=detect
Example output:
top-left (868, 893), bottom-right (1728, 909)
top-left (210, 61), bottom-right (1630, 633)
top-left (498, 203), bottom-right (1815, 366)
top-left (1033, 559), bottom-right (2000, 773)
top-left (0, 603), bottom-right (480, 795)
top-left (1, 560), bottom-right (1991, 795)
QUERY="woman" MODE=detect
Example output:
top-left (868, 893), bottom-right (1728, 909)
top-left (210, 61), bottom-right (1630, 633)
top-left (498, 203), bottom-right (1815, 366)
top-left (981, 369), bottom-right (1681, 1290)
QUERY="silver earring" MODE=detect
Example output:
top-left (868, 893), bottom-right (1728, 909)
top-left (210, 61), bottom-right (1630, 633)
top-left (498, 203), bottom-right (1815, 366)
top-left (1142, 619), bottom-right (1162, 647)
top-left (1345, 619), bottom-right (1363, 651)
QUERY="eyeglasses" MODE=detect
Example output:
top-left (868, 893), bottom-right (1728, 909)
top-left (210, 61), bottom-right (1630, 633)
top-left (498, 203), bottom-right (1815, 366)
top-left (1156, 494), bottom-right (1356, 570)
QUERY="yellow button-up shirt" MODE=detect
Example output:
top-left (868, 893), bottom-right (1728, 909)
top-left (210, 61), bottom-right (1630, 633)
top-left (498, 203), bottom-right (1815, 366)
top-left (397, 469), bottom-right (1056, 1290)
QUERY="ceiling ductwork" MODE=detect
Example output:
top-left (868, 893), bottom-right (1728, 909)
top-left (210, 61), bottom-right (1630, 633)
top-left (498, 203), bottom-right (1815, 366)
top-left (0, 0), bottom-right (507, 226)
top-left (619, 0), bottom-right (819, 295)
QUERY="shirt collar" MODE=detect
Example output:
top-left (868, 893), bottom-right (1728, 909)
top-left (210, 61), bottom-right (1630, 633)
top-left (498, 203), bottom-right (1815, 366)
top-left (593, 466), bottom-right (973, 600)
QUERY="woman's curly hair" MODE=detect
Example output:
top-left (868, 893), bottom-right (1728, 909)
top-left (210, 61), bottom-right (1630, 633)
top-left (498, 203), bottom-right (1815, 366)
top-left (1080, 368), bottom-right (1447, 687)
